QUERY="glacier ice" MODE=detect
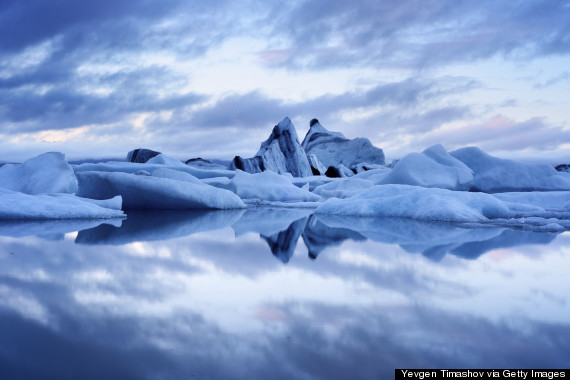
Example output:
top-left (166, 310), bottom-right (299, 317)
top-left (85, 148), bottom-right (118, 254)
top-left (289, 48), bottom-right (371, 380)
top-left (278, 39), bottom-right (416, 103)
top-left (227, 170), bottom-right (320, 203)
top-left (230, 117), bottom-right (313, 177)
top-left (377, 144), bottom-right (474, 190)
top-left (3, 118), bottom-right (570, 229)
top-left (0, 152), bottom-right (78, 194)
top-left (451, 146), bottom-right (570, 192)
top-left (0, 188), bottom-right (125, 220)
top-left (301, 119), bottom-right (385, 169)
top-left (76, 171), bottom-right (246, 210)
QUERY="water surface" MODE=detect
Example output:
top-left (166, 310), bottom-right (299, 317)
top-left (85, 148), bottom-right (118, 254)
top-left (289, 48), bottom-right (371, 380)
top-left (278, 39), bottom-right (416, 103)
top-left (1, 209), bottom-right (569, 379)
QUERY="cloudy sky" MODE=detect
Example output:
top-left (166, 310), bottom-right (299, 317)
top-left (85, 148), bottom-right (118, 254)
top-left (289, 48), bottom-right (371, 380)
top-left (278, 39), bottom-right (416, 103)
top-left (1, 0), bottom-right (569, 163)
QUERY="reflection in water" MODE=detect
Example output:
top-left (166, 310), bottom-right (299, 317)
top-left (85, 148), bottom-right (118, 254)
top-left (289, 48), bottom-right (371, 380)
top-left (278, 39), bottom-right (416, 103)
top-left (302, 215), bottom-right (366, 259)
top-left (71, 209), bottom-right (560, 262)
top-left (1, 209), bottom-right (569, 378)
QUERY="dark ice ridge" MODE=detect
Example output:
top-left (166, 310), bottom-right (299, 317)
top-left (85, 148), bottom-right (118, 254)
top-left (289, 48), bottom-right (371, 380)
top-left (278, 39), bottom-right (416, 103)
top-left (230, 117), bottom-right (385, 178)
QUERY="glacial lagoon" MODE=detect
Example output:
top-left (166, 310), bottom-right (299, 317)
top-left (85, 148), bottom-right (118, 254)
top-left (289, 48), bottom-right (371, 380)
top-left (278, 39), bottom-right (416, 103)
top-left (1, 209), bottom-right (569, 379)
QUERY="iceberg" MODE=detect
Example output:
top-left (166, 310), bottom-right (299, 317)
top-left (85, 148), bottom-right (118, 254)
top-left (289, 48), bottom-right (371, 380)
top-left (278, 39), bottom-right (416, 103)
top-left (451, 146), bottom-right (570, 192)
top-left (377, 144), bottom-right (474, 190)
top-left (315, 184), bottom-right (513, 222)
top-left (307, 154), bottom-right (327, 175)
top-left (315, 184), bottom-right (570, 228)
top-left (324, 164), bottom-right (354, 178)
top-left (226, 170), bottom-right (320, 204)
top-left (0, 152), bottom-right (78, 194)
top-left (230, 117), bottom-right (313, 177)
top-left (126, 148), bottom-right (161, 163)
top-left (74, 158), bottom-right (236, 180)
top-left (313, 178), bottom-right (374, 199)
top-left (76, 171), bottom-right (246, 210)
top-left (301, 118), bottom-right (385, 169)
top-left (0, 188), bottom-right (124, 220)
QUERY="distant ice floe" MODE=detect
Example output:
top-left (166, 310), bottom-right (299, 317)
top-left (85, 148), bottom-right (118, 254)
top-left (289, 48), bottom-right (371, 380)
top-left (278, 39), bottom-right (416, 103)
top-left (1, 118), bottom-right (570, 231)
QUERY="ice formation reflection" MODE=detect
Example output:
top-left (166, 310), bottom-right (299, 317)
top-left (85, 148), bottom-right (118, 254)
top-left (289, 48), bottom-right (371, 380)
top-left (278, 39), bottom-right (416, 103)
top-left (0, 210), bottom-right (569, 379)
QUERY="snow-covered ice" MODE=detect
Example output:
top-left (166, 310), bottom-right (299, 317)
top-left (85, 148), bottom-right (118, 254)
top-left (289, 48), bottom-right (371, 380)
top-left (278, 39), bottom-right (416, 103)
top-left (451, 146), bottom-right (570, 192)
top-left (315, 184), bottom-right (512, 222)
top-left (0, 188), bottom-right (125, 220)
top-left (377, 144), bottom-right (473, 190)
top-left (0, 152), bottom-right (78, 194)
top-left (226, 170), bottom-right (320, 204)
top-left (301, 119), bottom-right (385, 168)
top-left (3, 118), bottom-right (570, 229)
top-left (313, 178), bottom-right (374, 199)
top-left (230, 117), bottom-right (313, 177)
top-left (76, 171), bottom-right (246, 210)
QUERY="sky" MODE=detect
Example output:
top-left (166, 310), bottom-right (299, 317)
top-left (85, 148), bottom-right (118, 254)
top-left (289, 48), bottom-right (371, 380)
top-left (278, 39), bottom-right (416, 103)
top-left (1, 0), bottom-right (570, 163)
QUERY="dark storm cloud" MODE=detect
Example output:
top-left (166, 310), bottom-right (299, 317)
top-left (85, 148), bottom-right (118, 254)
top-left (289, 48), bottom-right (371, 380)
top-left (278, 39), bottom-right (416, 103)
top-left (261, 0), bottom-right (570, 69)
top-left (0, 0), bottom-right (232, 54)
top-left (0, 0), bottom-right (248, 133)
top-left (0, 65), bottom-right (205, 132)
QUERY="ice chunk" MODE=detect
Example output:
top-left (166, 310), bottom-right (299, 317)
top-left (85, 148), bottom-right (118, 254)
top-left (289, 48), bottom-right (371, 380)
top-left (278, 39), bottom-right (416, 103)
top-left (228, 170), bottom-right (320, 203)
top-left (126, 148), bottom-right (161, 163)
top-left (74, 160), bottom-right (236, 179)
top-left (313, 178), bottom-right (374, 199)
top-left (146, 153), bottom-right (185, 167)
top-left (307, 154), bottom-right (327, 175)
top-left (451, 146), bottom-right (570, 192)
top-left (151, 167), bottom-right (203, 184)
top-left (0, 188), bottom-right (124, 219)
top-left (230, 117), bottom-right (313, 177)
top-left (377, 144), bottom-right (474, 190)
top-left (315, 184), bottom-right (512, 222)
top-left (325, 164), bottom-right (354, 178)
top-left (76, 171), bottom-right (246, 210)
top-left (185, 158), bottom-right (228, 170)
top-left (301, 119), bottom-right (385, 168)
top-left (0, 152), bottom-right (78, 194)
top-left (492, 192), bottom-right (570, 211)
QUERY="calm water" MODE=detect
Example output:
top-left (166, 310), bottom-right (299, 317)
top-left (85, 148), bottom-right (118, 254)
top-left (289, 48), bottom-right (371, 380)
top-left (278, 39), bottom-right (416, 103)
top-left (1, 209), bottom-right (569, 379)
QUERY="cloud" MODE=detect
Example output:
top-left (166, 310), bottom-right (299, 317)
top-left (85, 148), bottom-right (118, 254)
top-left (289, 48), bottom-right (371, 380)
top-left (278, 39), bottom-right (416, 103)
top-left (533, 71), bottom-right (570, 89)
top-left (0, 65), bottom-right (204, 133)
top-left (414, 114), bottom-right (570, 152)
top-left (183, 76), bottom-right (477, 129)
top-left (261, 0), bottom-right (570, 70)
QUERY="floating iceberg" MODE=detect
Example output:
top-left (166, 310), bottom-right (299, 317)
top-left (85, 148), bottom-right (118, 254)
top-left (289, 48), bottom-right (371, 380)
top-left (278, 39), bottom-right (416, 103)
top-left (230, 117), bottom-right (313, 177)
top-left (377, 144), bottom-right (474, 191)
top-left (0, 152), bottom-right (78, 194)
top-left (315, 184), bottom-right (511, 222)
top-left (74, 157), bottom-right (235, 180)
top-left (226, 170), bottom-right (320, 204)
top-left (126, 148), bottom-right (161, 163)
top-left (76, 171), bottom-right (246, 210)
top-left (0, 188), bottom-right (124, 220)
top-left (301, 118), bottom-right (385, 169)
top-left (313, 178), bottom-right (374, 199)
top-left (451, 146), bottom-right (570, 192)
